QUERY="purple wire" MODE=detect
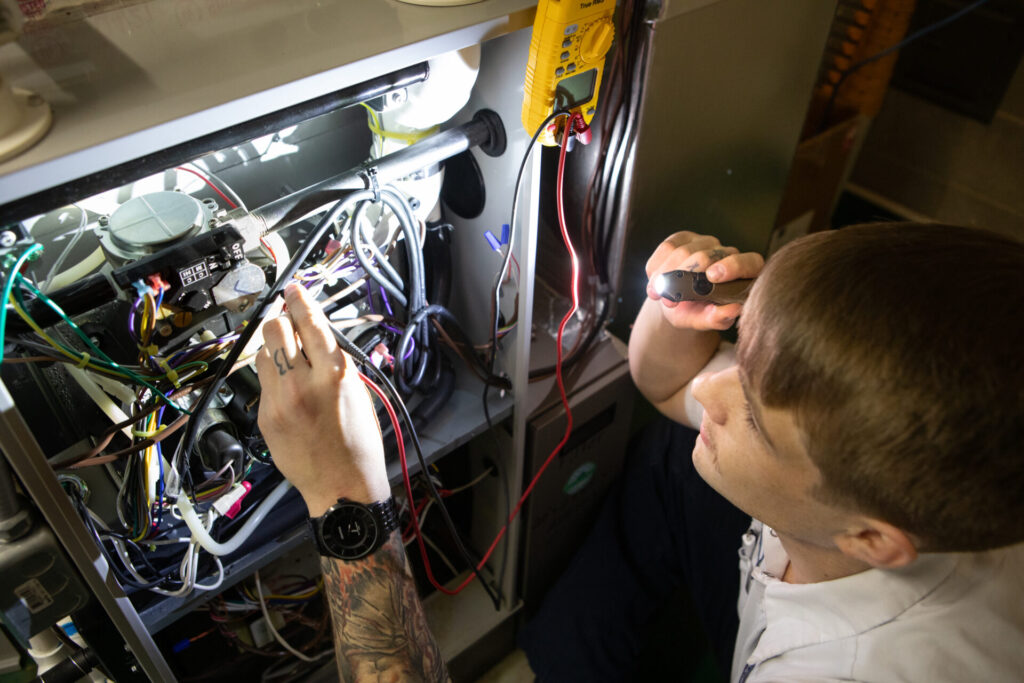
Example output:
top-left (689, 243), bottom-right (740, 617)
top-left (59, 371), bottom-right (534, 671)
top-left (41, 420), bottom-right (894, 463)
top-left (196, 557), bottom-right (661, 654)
top-left (366, 281), bottom-right (376, 313)
top-left (378, 280), bottom-right (395, 317)
top-left (128, 297), bottom-right (142, 343)
top-left (381, 324), bottom-right (415, 360)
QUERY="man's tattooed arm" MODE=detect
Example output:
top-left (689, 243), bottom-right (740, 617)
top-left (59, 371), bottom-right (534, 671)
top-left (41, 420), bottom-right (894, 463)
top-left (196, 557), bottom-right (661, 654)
top-left (320, 532), bottom-right (449, 682)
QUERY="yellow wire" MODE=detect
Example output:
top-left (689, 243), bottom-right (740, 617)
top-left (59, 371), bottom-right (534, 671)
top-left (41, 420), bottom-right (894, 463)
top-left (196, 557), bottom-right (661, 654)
top-left (8, 294), bottom-right (197, 384)
top-left (8, 294), bottom-right (132, 379)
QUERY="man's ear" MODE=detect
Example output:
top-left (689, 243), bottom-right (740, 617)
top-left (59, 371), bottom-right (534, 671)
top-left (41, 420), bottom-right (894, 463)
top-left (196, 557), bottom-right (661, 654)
top-left (833, 519), bottom-right (918, 569)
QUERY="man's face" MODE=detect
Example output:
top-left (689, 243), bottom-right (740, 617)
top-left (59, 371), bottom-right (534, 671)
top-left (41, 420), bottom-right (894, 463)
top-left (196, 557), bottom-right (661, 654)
top-left (690, 363), bottom-right (849, 547)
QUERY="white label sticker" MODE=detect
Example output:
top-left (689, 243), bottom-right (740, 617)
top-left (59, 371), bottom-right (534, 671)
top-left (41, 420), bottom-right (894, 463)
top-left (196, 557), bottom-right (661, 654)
top-left (15, 578), bottom-right (53, 614)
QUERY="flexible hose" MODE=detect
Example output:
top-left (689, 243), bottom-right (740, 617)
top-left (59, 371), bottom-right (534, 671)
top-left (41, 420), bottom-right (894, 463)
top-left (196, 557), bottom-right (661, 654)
top-left (176, 479), bottom-right (291, 556)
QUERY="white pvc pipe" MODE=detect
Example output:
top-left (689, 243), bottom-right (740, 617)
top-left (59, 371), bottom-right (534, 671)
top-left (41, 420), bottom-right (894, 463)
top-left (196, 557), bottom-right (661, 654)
top-left (176, 479), bottom-right (292, 556)
top-left (47, 247), bottom-right (105, 291)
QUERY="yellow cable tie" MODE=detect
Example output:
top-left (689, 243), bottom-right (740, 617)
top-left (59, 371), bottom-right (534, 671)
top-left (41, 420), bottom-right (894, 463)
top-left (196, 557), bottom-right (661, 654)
top-left (138, 344), bottom-right (159, 357)
top-left (131, 424), bottom-right (167, 439)
top-left (156, 358), bottom-right (180, 388)
top-left (365, 120), bottom-right (439, 144)
top-left (76, 352), bottom-right (90, 369)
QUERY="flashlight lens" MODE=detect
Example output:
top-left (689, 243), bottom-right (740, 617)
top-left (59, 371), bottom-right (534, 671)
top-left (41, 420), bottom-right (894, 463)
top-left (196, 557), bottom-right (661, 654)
top-left (653, 273), bottom-right (668, 296)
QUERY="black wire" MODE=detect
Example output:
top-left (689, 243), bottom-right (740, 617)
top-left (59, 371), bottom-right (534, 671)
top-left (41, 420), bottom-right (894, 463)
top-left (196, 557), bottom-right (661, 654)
top-left (819, 0), bottom-right (993, 131)
top-left (398, 305), bottom-right (510, 391)
top-left (482, 109), bottom-right (571, 427)
top-left (173, 191), bottom-right (370, 496)
top-left (333, 328), bottom-right (504, 610)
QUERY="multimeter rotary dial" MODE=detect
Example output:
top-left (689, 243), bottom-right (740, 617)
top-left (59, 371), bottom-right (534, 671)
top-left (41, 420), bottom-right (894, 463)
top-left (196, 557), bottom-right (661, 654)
top-left (579, 17), bottom-right (614, 63)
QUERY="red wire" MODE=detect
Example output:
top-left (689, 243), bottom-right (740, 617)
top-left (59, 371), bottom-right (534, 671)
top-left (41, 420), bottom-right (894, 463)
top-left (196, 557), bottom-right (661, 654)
top-left (358, 370), bottom-right (457, 594)
top-left (175, 166), bottom-right (239, 209)
top-left (378, 113), bottom-right (586, 597)
top-left (259, 236), bottom-right (278, 264)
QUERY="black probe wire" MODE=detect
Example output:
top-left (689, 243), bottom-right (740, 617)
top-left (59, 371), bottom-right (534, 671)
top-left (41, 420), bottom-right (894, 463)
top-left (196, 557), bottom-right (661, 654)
top-left (172, 190), bottom-right (374, 497)
top-left (818, 0), bottom-right (993, 132)
top-left (478, 109), bottom-right (570, 600)
top-left (333, 327), bottom-right (504, 610)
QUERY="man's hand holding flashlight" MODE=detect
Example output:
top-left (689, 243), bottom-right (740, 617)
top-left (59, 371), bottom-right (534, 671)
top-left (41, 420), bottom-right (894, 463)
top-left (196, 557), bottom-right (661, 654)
top-left (645, 231), bottom-right (764, 331)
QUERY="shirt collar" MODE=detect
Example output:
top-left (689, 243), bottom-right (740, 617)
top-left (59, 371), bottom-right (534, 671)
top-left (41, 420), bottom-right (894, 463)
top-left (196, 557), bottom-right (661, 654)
top-left (750, 527), bottom-right (959, 661)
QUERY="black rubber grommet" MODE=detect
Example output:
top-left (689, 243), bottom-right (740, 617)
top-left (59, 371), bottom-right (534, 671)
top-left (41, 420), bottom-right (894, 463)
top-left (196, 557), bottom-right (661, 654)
top-left (473, 109), bottom-right (507, 157)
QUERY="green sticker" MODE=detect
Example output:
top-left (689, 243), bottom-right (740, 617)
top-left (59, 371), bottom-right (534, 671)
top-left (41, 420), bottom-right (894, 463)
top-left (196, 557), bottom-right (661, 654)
top-left (563, 462), bottom-right (596, 495)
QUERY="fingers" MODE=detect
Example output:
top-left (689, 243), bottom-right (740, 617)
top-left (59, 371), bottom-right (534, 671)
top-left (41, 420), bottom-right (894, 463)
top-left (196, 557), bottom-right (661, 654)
top-left (662, 301), bottom-right (743, 331)
top-left (646, 232), bottom-right (722, 278)
top-left (258, 313), bottom-right (307, 382)
top-left (705, 252), bottom-right (765, 283)
top-left (282, 283), bottom-right (339, 365)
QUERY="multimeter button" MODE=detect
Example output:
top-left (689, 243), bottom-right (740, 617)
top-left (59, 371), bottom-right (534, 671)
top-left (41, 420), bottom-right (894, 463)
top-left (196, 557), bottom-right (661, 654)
top-left (587, 108), bottom-right (595, 116)
top-left (580, 18), bottom-right (615, 62)
top-left (560, 51), bottom-right (570, 61)
top-left (555, 67), bottom-right (565, 77)
top-left (566, 63), bottom-right (576, 73)
top-left (562, 38), bottom-right (572, 48)
top-left (564, 24), bottom-right (578, 35)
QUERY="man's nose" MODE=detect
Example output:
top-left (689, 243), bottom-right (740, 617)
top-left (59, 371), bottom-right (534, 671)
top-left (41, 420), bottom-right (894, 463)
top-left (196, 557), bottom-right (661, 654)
top-left (691, 370), bottom-right (728, 425)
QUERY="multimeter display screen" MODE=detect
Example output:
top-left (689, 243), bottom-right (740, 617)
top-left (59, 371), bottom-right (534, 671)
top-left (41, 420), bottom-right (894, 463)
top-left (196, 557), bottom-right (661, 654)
top-left (554, 68), bottom-right (597, 110)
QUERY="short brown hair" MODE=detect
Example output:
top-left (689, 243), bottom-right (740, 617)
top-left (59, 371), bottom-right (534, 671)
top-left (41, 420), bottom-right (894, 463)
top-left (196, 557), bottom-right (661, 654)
top-left (738, 223), bottom-right (1024, 552)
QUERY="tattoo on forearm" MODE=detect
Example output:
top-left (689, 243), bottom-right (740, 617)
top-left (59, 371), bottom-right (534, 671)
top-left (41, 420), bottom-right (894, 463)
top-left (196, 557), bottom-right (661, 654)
top-left (273, 349), bottom-right (294, 376)
top-left (320, 532), bottom-right (449, 682)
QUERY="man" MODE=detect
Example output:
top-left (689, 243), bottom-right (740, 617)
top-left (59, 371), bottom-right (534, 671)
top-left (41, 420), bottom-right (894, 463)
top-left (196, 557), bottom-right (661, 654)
top-left (258, 223), bottom-right (1024, 681)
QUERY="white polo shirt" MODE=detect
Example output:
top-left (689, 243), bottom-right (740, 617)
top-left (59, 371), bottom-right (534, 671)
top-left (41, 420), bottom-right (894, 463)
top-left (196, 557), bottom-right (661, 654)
top-left (732, 520), bottom-right (1024, 682)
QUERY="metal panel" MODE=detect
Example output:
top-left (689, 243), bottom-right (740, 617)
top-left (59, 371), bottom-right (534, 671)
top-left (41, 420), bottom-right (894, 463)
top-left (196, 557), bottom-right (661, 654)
top-left (616, 0), bottom-right (836, 330)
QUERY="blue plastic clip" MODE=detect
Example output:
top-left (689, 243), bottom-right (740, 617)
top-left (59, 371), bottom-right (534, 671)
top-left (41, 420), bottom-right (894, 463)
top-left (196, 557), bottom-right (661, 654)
top-left (484, 231), bottom-right (502, 253)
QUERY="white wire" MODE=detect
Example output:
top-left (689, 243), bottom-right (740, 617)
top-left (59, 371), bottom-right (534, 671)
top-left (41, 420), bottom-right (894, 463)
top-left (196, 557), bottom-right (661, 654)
top-left (194, 553), bottom-right (224, 591)
top-left (41, 204), bottom-right (87, 292)
top-left (444, 467), bottom-right (495, 495)
top-left (46, 248), bottom-right (105, 292)
top-left (422, 534), bottom-right (458, 576)
top-left (254, 570), bottom-right (332, 663)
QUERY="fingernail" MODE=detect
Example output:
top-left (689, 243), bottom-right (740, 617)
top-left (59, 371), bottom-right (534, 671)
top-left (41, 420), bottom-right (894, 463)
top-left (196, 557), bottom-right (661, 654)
top-left (708, 265), bottom-right (725, 281)
top-left (283, 282), bottom-right (300, 297)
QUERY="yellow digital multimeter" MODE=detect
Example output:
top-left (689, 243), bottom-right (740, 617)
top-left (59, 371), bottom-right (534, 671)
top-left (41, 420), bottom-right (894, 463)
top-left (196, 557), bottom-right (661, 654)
top-left (522, 0), bottom-right (616, 146)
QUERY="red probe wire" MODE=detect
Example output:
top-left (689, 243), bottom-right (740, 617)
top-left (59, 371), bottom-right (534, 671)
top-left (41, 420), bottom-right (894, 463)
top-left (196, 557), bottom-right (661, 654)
top-left (360, 113), bottom-right (586, 597)
top-left (175, 166), bottom-right (239, 210)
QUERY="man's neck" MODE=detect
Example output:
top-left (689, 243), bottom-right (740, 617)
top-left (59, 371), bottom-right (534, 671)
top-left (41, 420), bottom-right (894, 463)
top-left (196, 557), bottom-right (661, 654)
top-left (778, 532), bottom-right (871, 584)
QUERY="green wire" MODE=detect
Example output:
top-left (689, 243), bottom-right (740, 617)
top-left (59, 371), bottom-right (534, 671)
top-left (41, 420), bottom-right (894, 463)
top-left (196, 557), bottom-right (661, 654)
top-left (0, 244), bottom-right (44, 366)
top-left (15, 275), bottom-right (191, 414)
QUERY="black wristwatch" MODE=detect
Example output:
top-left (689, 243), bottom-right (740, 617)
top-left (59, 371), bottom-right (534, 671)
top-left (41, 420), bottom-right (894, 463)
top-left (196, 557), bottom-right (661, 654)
top-left (309, 497), bottom-right (399, 561)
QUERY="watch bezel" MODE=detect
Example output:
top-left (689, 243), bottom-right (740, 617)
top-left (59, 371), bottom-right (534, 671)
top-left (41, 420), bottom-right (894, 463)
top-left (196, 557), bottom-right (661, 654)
top-left (316, 500), bottom-right (381, 560)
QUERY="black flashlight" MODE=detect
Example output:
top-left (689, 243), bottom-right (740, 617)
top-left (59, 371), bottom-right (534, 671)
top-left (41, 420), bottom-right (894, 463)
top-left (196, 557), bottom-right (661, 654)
top-left (652, 270), bottom-right (754, 305)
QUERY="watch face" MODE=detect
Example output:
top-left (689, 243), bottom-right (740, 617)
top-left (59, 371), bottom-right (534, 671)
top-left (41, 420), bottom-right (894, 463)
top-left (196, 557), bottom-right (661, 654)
top-left (319, 503), bottom-right (380, 559)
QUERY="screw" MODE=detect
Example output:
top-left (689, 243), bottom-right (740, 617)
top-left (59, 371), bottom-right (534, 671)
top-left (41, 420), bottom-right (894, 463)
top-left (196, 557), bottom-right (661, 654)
top-left (0, 231), bottom-right (16, 248)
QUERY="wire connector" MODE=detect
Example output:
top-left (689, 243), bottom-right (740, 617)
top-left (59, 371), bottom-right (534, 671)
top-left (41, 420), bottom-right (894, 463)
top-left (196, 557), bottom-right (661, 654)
top-left (212, 481), bottom-right (252, 520)
top-left (130, 279), bottom-right (154, 298)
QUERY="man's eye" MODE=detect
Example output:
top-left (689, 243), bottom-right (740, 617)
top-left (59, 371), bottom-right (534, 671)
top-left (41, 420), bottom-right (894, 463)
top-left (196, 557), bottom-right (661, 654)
top-left (744, 403), bottom-right (760, 435)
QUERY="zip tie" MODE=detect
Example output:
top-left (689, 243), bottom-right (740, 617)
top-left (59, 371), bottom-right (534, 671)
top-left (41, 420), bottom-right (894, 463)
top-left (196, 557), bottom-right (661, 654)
top-left (362, 166), bottom-right (381, 202)
top-left (157, 358), bottom-right (181, 388)
top-left (132, 424), bottom-right (167, 439)
top-left (138, 344), bottom-right (159, 357)
top-left (76, 352), bottom-right (90, 369)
